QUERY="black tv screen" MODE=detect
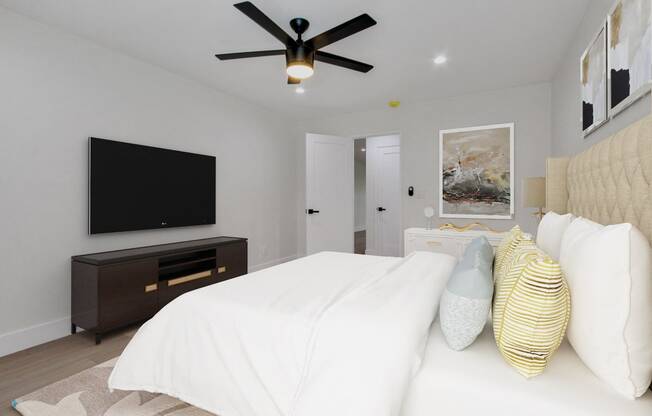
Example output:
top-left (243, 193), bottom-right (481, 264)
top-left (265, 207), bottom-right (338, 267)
top-left (89, 137), bottom-right (216, 234)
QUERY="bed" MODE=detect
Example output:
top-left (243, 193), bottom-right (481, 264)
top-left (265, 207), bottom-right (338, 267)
top-left (110, 114), bottom-right (652, 415)
top-left (109, 251), bottom-right (457, 416)
top-left (402, 323), bottom-right (652, 415)
top-left (404, 114), bottom-right (652, 415)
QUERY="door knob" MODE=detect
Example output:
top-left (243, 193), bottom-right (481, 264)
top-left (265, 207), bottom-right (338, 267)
top-left (377, 207), bottom-right (387, 212)
top-left (306, 209), bottom-right (320, 214)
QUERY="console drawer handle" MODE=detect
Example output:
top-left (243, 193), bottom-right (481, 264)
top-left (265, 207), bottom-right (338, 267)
top-left (217, 266), bottom-right (227, 274)
top-left (145, 283), bottom-right (158, 293)
top-left (167, 270), bottom-right (212, 287)
top-left (427, 241), bottom-right (443, 247)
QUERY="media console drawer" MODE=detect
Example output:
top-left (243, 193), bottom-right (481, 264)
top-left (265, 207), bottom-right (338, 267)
top-left (216, 242), bottom-right (247, 281)
top-left (98, 259), bottom-right (158, 332)
top-left (72, 236), bottom-right (247, 344)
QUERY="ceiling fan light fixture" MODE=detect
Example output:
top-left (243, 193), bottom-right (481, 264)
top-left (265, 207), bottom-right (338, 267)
top-left (286, 46), bottom-right (314, 80)
top-left (286, 63), bottom-right (314, 79)
top-left (216, 2), bottom-right (377, 83)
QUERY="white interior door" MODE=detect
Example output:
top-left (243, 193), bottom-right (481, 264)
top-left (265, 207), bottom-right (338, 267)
top-left (306, 134), bottom-right (354, 255)
top-left (366, 135), bottom-right (401, 256)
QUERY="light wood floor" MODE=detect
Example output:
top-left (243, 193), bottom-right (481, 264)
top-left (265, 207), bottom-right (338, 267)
top-left (0, 326), bottom-right (137, 416)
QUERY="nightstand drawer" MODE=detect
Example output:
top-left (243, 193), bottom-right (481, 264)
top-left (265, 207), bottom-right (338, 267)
top-left (404, 227), bottom-right (509, 259)
top-left (406, 235), bottom-right (464, 258)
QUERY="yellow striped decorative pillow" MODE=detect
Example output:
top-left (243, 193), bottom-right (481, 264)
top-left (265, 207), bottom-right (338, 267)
top-left (493, 226), bottom-right (534, 284)
top-left (492, 239), bottom-right (539, 339)
top-left (495, 251), bottom-right (571, 378)
top-left (494, 226), bottom-right (522, 276)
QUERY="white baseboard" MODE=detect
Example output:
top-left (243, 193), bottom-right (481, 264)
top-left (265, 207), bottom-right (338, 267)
top-left (0, 254), bottom-right (300, 358)
top-left (0, 316), bottom-right (72, 358)
top-left (249, 254), bottom-right (298, 272)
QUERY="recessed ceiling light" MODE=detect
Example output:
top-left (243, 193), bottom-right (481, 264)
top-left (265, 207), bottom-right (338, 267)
top-left (361, 148), bottom-right (366, 152)
top-left (295, 86), bottom-right (305, 94)
top-left (433, 55), bottom-right (447, 65)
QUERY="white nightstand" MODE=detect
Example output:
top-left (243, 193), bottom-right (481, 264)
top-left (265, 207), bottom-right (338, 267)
top-left (404, 227), bottom-right (508, 259)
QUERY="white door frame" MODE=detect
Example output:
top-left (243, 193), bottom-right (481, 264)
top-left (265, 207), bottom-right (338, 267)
top-left (305, 131), bottom-right (403, 256)
top-left (362, 133), bottom-right (402, 256)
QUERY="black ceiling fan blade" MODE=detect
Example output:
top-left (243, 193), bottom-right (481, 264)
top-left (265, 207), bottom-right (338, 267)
top-left (306, 14), bottom-right (376, 50)
top-left (315, 51), bottom-right (373, 73)
top-left (215, 49), bottom-right (286, 60)
top-left (233, 2), bottom-right (297, 47)
top-left (287, 77), bottom-right (301, 84)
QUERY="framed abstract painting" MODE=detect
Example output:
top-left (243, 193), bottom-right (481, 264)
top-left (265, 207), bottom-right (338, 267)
top-left (581, 23), bottom-right (608, 135)
top-left (608, 0), bottom-right (652, 116)
top-left (439, 123), bottom-right (514, 220)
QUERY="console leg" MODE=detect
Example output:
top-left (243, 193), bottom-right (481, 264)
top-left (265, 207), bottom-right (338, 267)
top-left (95, 333), bottom-right (102, 345)
top-left (71, 323), bottom-right (77, 335)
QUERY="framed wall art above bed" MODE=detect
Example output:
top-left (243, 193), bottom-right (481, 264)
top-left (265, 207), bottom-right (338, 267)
top-left (608, 0), bottom-right (652, 116)
top-left (438, 123), bottom-right (514, 220)
top-left (581, 23), bottom-right (608, 136)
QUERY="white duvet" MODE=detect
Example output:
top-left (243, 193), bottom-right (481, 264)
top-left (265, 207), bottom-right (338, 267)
top-left (109, 251), bottom-right (456, 416)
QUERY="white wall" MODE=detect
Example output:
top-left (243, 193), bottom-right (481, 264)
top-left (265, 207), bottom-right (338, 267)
top-left (0, 8), bottom-right (298, 356)
top-left (295, 83), bottom-right (552, 255)
top-left (354, 153), bottom-right (366, 232)
top-left (551, 0), bottom-right (651, 157)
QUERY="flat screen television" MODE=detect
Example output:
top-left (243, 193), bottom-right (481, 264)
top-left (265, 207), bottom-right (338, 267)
top-left (89, 137), bottom-right (216, 234)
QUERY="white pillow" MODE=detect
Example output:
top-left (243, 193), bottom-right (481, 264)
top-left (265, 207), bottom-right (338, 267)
top-left (559, 217), bottom-right (652, 399)
top-left (536, 211), bottom-right (574, 261)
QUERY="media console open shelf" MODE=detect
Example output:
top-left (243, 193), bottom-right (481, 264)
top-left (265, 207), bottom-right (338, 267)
top-left (71, 236), bottom-right (247, 344)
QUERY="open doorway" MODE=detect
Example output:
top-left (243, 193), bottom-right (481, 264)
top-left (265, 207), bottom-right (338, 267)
top-left (305, 133), bottom-right (400, 257)
top-left (353, 134), bottom-right (401, 256)
top-left (354, 139), bottom-right (367, 254)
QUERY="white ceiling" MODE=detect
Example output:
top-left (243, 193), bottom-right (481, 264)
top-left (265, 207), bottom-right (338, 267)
top-left (0, 0), bottom-right (589, 119)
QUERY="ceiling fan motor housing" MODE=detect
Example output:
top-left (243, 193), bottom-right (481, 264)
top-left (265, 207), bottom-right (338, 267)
top-left (290, 17), bottom-right (310, 37)
top-left (286, 44), bottom-right (314, 68)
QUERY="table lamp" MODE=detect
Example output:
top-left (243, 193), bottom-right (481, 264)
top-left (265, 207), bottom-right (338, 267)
top-left (522, 177), bottom-right (546, 220)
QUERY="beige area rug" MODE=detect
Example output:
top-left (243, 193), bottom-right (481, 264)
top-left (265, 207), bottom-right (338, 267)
top-left (12, 358), bottom-right (213, 415)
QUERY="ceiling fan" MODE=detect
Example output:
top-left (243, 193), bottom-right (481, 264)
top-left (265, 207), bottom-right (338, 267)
top-left (215, 2), bottom-right (377, 84)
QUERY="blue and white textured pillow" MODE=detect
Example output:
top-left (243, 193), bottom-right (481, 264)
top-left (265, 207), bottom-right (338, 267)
top-left (439, 236), bottom-right (494, 351)
top-left (459, 235), bottom-right (494, 269)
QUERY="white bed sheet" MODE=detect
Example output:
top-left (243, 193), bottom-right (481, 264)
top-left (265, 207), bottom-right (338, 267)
top-left (109, 251), bottom-right (457, 416)
top-left (402, 320), bottom-right (652, 416)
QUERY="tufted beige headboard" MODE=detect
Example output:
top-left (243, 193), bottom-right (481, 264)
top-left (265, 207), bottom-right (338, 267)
top-left (546, 114), bottom-right (652, 243)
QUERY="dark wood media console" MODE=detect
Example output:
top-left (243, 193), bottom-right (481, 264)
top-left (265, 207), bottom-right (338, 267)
top-left (71, 236), bottom-right (247, 344)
